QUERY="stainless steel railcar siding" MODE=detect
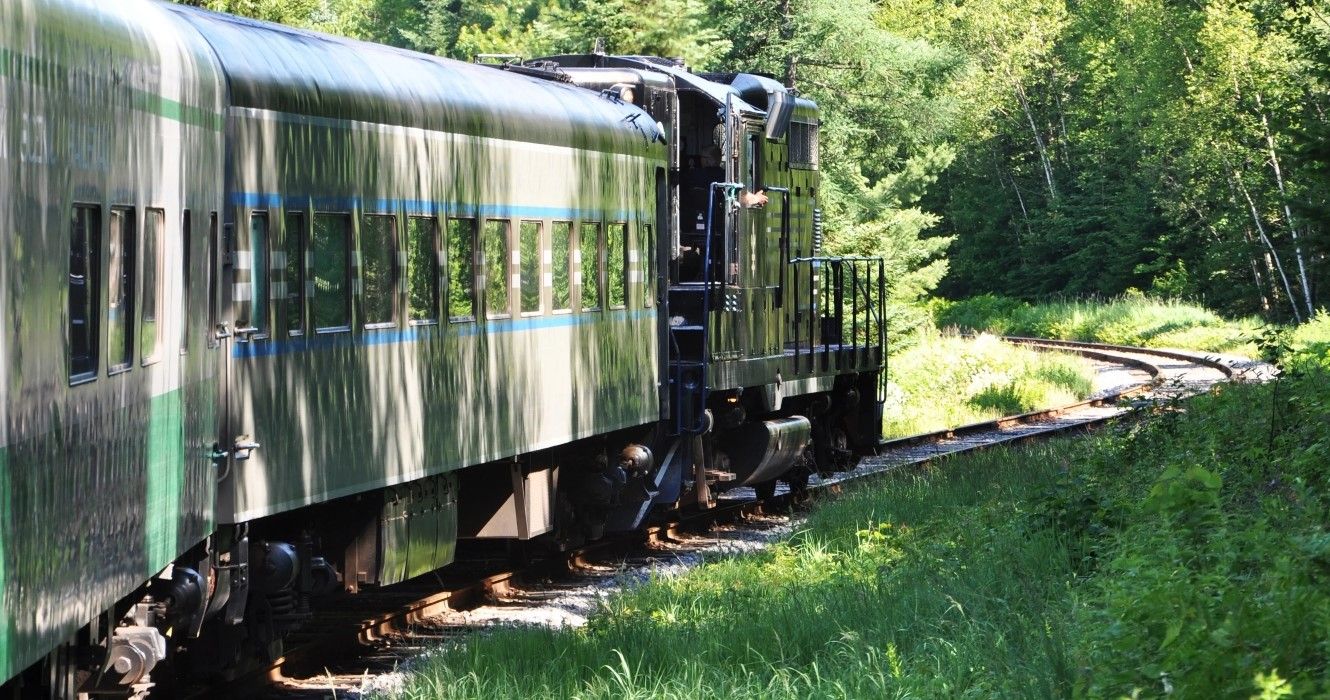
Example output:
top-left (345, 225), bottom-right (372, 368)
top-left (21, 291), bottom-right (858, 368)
top-left (167, 7), bottom-right (666, 523)
top-left (0, 0), bottom-right (225, 684)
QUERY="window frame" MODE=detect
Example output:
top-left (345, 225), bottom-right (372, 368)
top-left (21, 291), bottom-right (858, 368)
top-left (140, 207), bottom-right (165, 365)
top-left (311, 211), bottom-right (353, 334)
top-left (483, 217), bottom-right (512, 320)
top-left (446, 216), bottom-right (478, 324)
top-left (68, 203), bottom-right (101, 384)
top-left (642, 222), bottom-right (654, 308)
top-left (179, 210), bottom-right (192, 355)
top-left (551, 220), bottom-right (573, 314)
top-left (238, 210), bottom-right (271, 340)
top-left (406, 215), bottom-right (441, 326)
top-left (607, 221), bottom-right (628, 310)
top-left (518, 219), bottom-right (544, 317)
top-left (205, 213), bottom-right (220, 349)
top-left (283, 211), bottom-right (307, 336)
top-left (578, 220), bottom-right (603, 313)
top-left (107, 206), bottom-right (137, 375)
top-left (359, 212), bottom-right (399, 331)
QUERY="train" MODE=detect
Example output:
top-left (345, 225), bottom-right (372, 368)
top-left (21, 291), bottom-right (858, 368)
top-left (0, 1), bottom-right (886, 697)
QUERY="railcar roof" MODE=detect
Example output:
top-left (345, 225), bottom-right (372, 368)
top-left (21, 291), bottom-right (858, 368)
top-left (163, 5), bottom-right (664, 156)
top-left (3, 0), bottom-right (226, 120)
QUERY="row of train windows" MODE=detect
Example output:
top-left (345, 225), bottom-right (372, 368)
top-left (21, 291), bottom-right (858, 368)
top-left (68, 204), bottom-right (217, 382)
top-left (239, 212), bottom-right (651, 338)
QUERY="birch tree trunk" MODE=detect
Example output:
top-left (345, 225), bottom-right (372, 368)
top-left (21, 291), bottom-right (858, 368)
top-left (1013, 81), bottom-right (1057, 202)
top-left (1255, 91), bottom-right (1315, 317)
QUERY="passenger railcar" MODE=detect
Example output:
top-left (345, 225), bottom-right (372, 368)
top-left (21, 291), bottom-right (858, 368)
top-left (2, 1), bottom-right (886, 697)
top-left (0, 2), bottom-right (225, 695)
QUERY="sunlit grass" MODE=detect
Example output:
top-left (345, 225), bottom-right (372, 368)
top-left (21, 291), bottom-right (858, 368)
top-left (883, 329), bottom-right (1096, 437)
top-left (384, 365), bottom-right (1330, 699)
top-left (933, 293), bottom-right (1262, 355)
top-left (380, 444), bottom-right (1082, 699)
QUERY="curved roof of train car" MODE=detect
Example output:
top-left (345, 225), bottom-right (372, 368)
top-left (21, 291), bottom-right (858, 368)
top-left (164, 5), bottom-right (665, 157)
top-left (2, 0), bottom-right (225, 127)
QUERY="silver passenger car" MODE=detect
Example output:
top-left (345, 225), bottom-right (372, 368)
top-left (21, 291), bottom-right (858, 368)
top-left (0, 0), bottom-right (225, 690)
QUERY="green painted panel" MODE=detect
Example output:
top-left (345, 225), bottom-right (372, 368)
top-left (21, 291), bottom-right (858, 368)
top-left (0, 447), bottom-right (10, 682)
top-left (144, 391), bottom-right (184, 574)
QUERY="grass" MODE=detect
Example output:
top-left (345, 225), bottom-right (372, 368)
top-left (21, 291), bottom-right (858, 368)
top-left (932, 293), bottom-right (1263, 355)
top-left (883, 330), bottom-right (1096, 437)
top-left (384, 343), bottom-right (1330, 699)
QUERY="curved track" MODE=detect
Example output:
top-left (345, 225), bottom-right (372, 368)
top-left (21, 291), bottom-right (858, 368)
top-left (206, 338), bottom-right (1265, 699)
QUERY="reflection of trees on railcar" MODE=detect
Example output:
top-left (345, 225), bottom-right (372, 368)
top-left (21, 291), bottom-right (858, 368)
top-left (312, 213), bottom-right (350, 330)
top-left (552, 221), bottom-right (572, 312)
top-left (446, 218), bottom-right (475, 321)
top-left (360, 214), bottom-right (396, 326)
top-left (405, 217), bottom-right (437, 323)
top-left (519, 220), bottom-right (541, 314)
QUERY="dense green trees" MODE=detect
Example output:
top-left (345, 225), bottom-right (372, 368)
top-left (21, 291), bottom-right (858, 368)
top-left (929, 0), bottom-right (1329, 319)
top-left (173, 0), bottom-right (1330, 322)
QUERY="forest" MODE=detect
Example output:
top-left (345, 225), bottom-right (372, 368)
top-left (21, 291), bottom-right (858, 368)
top-left (176, 0), bottom-right (1330, 327)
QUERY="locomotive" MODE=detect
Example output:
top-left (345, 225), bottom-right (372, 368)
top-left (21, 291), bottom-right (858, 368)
top-left (0, 1), bottom-right (886, 696)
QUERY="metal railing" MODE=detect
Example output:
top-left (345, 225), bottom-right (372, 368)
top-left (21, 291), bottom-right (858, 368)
top-left (787, 256), bottom-right (887, 376)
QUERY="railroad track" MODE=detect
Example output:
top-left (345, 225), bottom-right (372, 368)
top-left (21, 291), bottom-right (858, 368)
top-left (200, 338), bottom-right (1263, 700)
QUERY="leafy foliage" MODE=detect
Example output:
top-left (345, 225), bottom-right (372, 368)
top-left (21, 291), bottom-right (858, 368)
top-left (174, 0), bottom-right (1330, 329)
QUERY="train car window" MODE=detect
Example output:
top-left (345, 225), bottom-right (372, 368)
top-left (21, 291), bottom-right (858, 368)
top-left (407, 216), bottom-right (439, 324)
top-left (579, 222), bottom-right (601, 312)
top-left (361, 214), bottom-right (397, 328)
top-left (446, 218), bottom-right (476, 322)
top-left (642, 223), bottom-right (654, 308)
top-left (239, 212), bottom-right (269, 337)
top-left (483, 218), bottom-right (511, 319)
top-left (607, 222), bottom-right (627, 309)
top-left (108, 207), bottom-right (136, 373)
top-left (747, 133), bottom-right (763, 191)
top-left (141, 208), bottom-right (164, 363)
top-left (180, 211), bottom-right (191, 355)
top-left (284, 212), bottom-right (306, 335)
top-left (519, 220), bottom-right (542, 315)
top-left (207, 213), bottom-right (219, 347)
top-left (552, 221), bottom-right (572, 312)
top-left (68, 205), bottom-right (101, 382)
top-left (312, 213), bottom-right (351, 331)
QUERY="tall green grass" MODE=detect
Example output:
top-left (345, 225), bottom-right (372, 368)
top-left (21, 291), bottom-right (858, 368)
top-left (933, 293), bottom-right (1262, 354)
top-left (386, 363), bottom-right (1330, 699)
top-left (383, 445), bottom-right (1082, 699)
top-left (884, 330), bottom-right (1095, 437)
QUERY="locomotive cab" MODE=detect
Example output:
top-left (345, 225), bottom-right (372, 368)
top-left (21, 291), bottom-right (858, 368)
top-left (513, 55), bottom-right (887, 509)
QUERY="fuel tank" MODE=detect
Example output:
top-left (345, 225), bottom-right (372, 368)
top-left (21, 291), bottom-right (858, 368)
top-left (722, 416), bottom-right (812, 486)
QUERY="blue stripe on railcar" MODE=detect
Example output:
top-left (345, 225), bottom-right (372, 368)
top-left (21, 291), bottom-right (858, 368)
top-left (229, 192), bottom-right (647, 222)
top-left (232, 308), bottom-right (656, 359)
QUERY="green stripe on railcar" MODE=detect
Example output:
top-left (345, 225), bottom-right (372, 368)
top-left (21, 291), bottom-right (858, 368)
top-left (144, 391), bottom-right (185, 574)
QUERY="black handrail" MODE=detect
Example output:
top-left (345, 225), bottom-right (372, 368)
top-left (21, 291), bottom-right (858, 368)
top-left (786, 256), bottom-right (886, 377)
